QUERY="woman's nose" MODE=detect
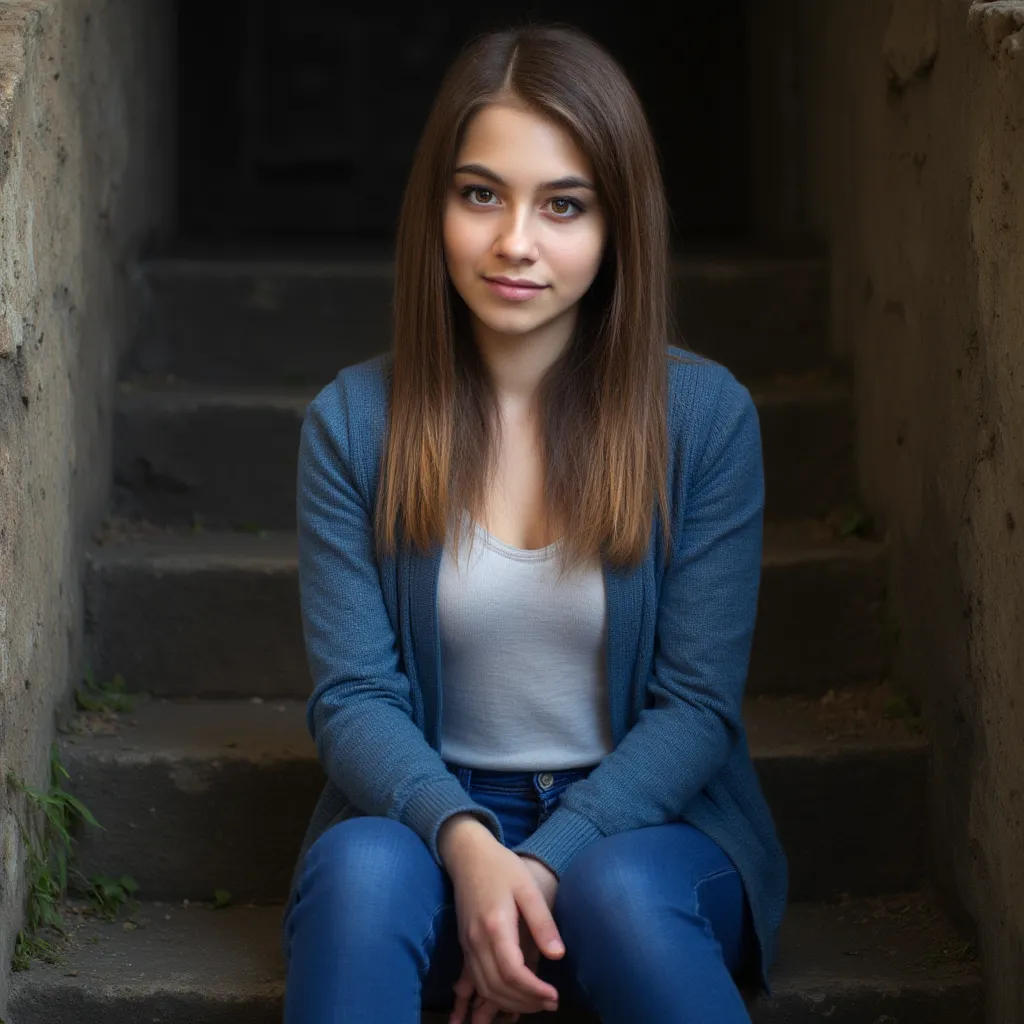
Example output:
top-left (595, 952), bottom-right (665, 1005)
top-left (493, 208), bottom-right (538, 262)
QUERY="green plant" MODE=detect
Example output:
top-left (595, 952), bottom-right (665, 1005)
top-left (838, 508), bottom-right (874, 538)
top-left (82, 874), bottom-right (140, 920)
top-left (232, 520), bottom-right (269, 538)
top-left (6, 744), bottom-right (102, 970)
top-left (212, 888), bottom-right (233, 909)
top-left (884, 612), bottom-right (902, 646)
top-left (922, 937), bottom-right (976, 967)
top-left (75, 669), bottom-right (136, 714)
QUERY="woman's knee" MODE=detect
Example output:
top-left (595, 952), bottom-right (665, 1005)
top-left (299, 816), bottom-right (440, 908)
top-left (555, 825), bottom-right (751, 975)
top-left (285, 817), bottom-right (458, 1009)
top-left (556, 830), bottom-right (671, 938)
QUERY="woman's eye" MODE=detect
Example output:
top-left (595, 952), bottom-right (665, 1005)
top-left (548, 197), bottom-right (583, 218)
top-left (463, 186), bottom-right (498, 205)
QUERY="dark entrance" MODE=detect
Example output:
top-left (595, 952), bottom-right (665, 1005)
top-left (177, 2), bottom-right (750, 247)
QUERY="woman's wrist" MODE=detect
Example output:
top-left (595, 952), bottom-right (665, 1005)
top-left (518, 854), bottom-right (559, 904)
top-left (438, 812), bottom-right (496, 868)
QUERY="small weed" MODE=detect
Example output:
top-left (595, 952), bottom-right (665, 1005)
top-left (75, 669), bottom-right (136, 714)
top-left (883, 693), bottom-right (914, 719)
top-left (82, 874), bottom-right (140, 920)
top-left (232, 520), bottom-right (268, 538)
top-left (6, 744), bottom-right (102, 970)
top-left (191, 512), bottom-right (206, 533)
top-left (12, 931), bottom-right (61, 972)
top-left (212, 888), bottom-right (233, 909)
top-left (837, 508), bottom-right (874, 538)
top-left (881, 690), bottom-right (924, 731)
top-left (922, 938), bottom-right (977, 967)
top-left (884, 612), bottom-right (902, 646)
top-left (949, 939), bottom-right (976, 961)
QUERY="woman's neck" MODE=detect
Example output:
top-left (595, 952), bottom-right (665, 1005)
top-left (470, 308), bottom-right (577, 409)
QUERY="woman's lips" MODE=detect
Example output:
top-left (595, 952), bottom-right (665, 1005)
top-left (483, 277), bottom-right (549, 301)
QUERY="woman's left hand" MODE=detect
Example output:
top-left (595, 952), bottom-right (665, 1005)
top-left (449, 857), bottom-right (560, 1024)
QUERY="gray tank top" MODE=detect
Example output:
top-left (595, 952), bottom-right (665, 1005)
top-left (438, 509), bottom-right (612, 771)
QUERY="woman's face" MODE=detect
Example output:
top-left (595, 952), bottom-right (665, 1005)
top-left (443, 100), bottom-right (607, 347)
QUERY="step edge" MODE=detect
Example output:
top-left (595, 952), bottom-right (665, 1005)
top-left (86, 529), bottom-right (887, 568)
top-left (140, 253), bottom-right (827, 279)
top-left (56, 695), bottom-right (927, 762)
top-left (112, 380), bottom-right (852, 411)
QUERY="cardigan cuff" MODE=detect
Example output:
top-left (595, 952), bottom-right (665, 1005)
top-left (510, 806), bottom-right (605, 877)
top-left (403, 776), bottom-right (504, 865)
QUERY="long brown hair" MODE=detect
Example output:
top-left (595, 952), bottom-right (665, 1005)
top-left (375, 23), bottom-right (678, 575)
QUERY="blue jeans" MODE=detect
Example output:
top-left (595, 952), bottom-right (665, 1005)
top-left (284, 763), bottom-right (756, 1023)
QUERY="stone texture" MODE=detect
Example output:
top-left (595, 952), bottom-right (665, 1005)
top-left (125, 254), bottom-right (829, 386)
top-left (110, 377), bottom-right (857, 530)
top-left (6, 896), bottom-right (982, 1023)
top-left (783, 1), bottom-right (1024, 1018)
top-left (57, 694), bottom-right (926, 904)
top-left (883, 0), bottom-right (941, 88)
top-left (0, 1), bottom-right (173, 1011)
top-left (83, 528), bottom-right (889, 700)
top-left (112, 385), bottom-right (309, 531)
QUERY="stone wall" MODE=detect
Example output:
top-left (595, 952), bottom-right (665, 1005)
top-left (753, 1), bottom-right (1024, 1020)
top-left (0, 0), bottom-right (173, 1010)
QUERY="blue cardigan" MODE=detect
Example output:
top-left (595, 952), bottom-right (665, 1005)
top-left (286, 345), bottom-right (788, 991)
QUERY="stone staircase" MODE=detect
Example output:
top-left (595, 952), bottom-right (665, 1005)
top-left (8, 252), bottom-right (983, 1022)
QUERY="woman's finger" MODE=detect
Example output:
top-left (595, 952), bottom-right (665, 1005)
top-left (472, 943), bottom-right (545, 1014)
top-left (451, 965), bottom-right (517, 1024)
top-left (470, 935), bottom-right (555, 1016)
top-left (488, 928), bottom-right (559, 1008)
top-left (450, 967), bottom-right (475, 1024)
top-left (516, 879), bottom-right (565, 961)
top-left (470, 992), bottom-right (515, 1024)
top-left (467, 906), bottom-right (557, 1011)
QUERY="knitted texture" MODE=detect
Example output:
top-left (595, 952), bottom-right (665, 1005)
top-left (285, 346), bottom-right (788, 992)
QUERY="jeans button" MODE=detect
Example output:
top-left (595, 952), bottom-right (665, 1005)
top-left (537, 772), bottom-right (555, 791)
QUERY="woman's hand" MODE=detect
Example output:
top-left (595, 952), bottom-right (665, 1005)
top-left (447, 845), bottom-right (562, 1024)
top-left (519, 855), bottom-right (559, 907)
top-left (439, 817), bottom-right (564, 1021)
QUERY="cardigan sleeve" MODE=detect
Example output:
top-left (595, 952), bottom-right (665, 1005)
top-left (512, 368), bottom-right (764, 876)
top-left (298, 380), bottom-right (503, 862)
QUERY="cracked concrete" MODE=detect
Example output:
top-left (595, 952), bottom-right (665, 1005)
top-left (0, 0), bottom-right (173, 1013)
top-left (748, 0), bottom-right (1024, 1017)
top-left (785, 1), bottom-right (1024, 1019)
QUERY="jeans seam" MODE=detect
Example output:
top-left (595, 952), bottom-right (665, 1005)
top-left (418, 898), bottom-right (455, 1015)
top-left (563, 943), bottom-right (599, 1019)
top-left (420, 899), bottom-right (453, 963)
top-left (468, 782), bottom-right (537, 796)
top-left (693, 866), bottom-right (737, 920)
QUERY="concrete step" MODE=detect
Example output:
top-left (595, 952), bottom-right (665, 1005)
top-left (127, 253), bottom-right (828, 386)
top-left (84, 524), bottom-right (889, 702)
top-left (111, 374), bottom-right (856, 530)
top-left (7, 895), bottom-right (982, 1023)
top-left (58, 688), bottom-right (925, 904)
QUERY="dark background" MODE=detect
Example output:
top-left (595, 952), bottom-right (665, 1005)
top-left (177, 2), bottom-right (750, 249)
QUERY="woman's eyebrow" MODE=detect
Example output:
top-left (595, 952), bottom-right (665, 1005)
top-left (453, 163), bottom-right (596, 192)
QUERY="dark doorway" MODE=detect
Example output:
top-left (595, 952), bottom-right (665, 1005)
top-left (177, 2), bottom-right (750, 249)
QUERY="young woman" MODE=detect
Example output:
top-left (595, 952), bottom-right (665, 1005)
top-left (282, 23), bottom-right (787, 1024)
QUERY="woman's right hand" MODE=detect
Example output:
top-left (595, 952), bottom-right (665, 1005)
top-left (438, 815), bottom-right (564, 1019)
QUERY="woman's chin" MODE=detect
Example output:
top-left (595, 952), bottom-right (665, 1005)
top-left (465, 301), bottom-right (577, 342)
top-left (468, 310), bottom-right (551, 339)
